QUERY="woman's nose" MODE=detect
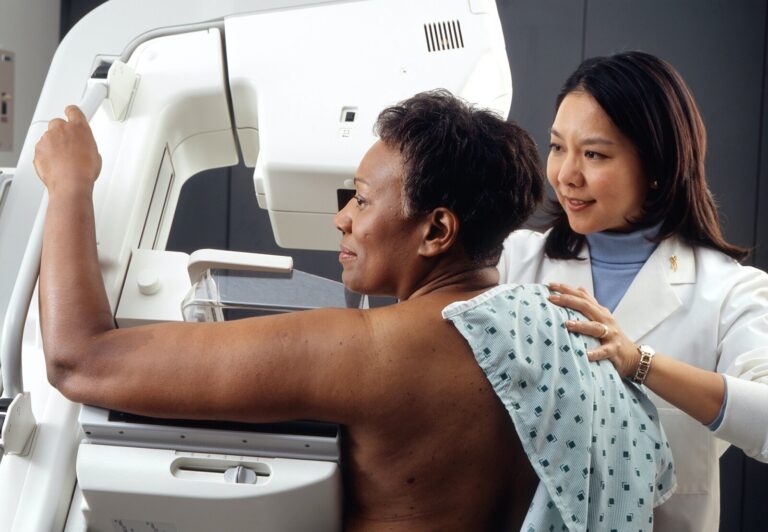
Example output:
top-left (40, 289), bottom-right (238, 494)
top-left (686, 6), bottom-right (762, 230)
top-left (334, 199), bottom-right (353, 234)
top-left (555, 153), bottom-right (584, 188)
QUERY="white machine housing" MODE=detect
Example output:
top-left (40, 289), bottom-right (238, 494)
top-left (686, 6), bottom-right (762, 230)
top-left (0, 0), bottom-right (512, 530)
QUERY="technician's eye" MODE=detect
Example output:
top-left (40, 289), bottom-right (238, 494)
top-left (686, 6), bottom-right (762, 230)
top-left (549, 142), bottom-right (562, 153)
top-left (585, 150), bottom-right (605, 160)
top-left (354, 194), bottom-right (367, 207)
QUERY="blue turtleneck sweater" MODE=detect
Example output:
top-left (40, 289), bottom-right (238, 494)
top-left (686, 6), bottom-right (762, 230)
top-left (585, 225), bottom-right (660, 312)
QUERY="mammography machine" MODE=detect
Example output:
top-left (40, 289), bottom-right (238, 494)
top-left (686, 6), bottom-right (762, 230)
top-left (0, 0), bottom-right (512, 529)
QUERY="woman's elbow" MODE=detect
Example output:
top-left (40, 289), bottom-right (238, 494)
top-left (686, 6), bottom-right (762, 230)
top-left (44, 355), bottom-right (75, 397)
top-left (43, 341), bottom-right (89, 402)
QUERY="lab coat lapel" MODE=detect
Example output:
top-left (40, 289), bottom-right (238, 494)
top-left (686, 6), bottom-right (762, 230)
top-left (541, 245), bottom-right (594, 293)
top-left (614, 237), bottom-right (696, 342)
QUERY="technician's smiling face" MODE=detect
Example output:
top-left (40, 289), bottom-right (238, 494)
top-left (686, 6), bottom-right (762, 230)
top-left (547, 90), bottom-right (649, 234)
top-left (334, 140), bottom-right (424, 298)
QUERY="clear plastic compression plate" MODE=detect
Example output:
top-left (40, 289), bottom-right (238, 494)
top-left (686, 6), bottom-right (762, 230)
top-left (182, 268), bottom-right (360, 322)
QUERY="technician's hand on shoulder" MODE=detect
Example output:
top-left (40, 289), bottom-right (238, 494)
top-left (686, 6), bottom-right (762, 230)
top-left (34, 105), bottom-right (101, 192)
top-left (548, 282), bottom-right (640, 378)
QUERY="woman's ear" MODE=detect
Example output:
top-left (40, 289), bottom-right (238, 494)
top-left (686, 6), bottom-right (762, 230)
top-left (419, 207), bottom-right (460, 257)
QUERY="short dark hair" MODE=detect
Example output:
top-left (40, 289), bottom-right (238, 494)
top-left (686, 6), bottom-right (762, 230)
top-left (375, 89), bottom-right (544, 265)
top-left (545, 51), bottom-right (748, 261)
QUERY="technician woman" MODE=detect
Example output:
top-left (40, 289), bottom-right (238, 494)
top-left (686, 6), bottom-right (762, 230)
top-left (497, 51), bottom-right (768, 531)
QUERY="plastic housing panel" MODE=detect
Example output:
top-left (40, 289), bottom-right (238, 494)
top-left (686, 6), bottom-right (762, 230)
top-left (77, 444), bottom-right (341, 532)
top-left (225, 0), bottom-right (511, 249)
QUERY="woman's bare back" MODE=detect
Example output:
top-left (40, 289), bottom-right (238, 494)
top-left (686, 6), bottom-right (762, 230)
top-left (341, 294), bottom-right (538, 531)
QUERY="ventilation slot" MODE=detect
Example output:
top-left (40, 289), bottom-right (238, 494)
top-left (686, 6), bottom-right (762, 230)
top-left (424, 20), bottom-right (464, 52)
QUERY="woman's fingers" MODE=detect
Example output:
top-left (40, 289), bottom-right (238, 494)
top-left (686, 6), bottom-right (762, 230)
top-left (549, 291), bottom-right (597, 317)
top-left (34, 106), bottom-right (101, 187)
top-left (64, 105), bottom-right (87, 123)
top-left (47, 117), bottom-right (67, 130)
top-left (549, 282), bottom-right (596, 301)
top-left (565, 319), bottom-right (610, 340)
top-left (548, 283), bottom-right (613, 323)
top-left (550, 283), bottom-right (641, 378)
top-left (586, 346), bottom-right (612, 362)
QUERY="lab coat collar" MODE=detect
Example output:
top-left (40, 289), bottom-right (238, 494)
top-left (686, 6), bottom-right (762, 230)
top-left (614, 236), bottom-right (696, 341)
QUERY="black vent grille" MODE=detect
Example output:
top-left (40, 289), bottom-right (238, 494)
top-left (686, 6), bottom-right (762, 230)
top-left (424, 20), bottom-right (464, 52)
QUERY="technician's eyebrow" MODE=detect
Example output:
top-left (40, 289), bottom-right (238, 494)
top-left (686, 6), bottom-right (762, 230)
top-left (549, 128), bottom-right (614, 146)
top-left (353, 177), bottom-right (370, 186)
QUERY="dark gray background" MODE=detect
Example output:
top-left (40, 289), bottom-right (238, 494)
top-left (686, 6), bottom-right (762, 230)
top-left (61, 1), bottom-right (768, 529)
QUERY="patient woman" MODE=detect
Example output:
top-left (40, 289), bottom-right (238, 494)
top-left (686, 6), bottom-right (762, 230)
top-left (34, 90), bottom-right (672, 531)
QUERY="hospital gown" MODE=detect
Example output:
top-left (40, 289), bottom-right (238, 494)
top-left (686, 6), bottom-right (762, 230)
top-left (442, 284), bottom-right (676, 532)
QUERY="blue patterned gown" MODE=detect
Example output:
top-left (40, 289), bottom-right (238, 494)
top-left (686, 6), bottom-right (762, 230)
top-left (442, 284), bottom-right (676, 532)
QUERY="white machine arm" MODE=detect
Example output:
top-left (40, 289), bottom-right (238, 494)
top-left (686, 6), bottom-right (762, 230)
top-left (0, 82), bottom-right (107, 459)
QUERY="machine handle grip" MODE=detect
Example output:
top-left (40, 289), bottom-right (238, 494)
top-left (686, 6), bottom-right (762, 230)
top-left (0, 81), bottom-right (108, 398)
top-left (187, 249), bottom-right (293, 283)
top-left (78, 81), bottom-right (109, 119)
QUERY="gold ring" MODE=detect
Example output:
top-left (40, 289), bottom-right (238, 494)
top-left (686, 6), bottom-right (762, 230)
top-left (597, 323), bottom-right (609, 339)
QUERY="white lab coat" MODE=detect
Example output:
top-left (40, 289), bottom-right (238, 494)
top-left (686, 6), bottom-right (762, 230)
top-left (497, 229), bottom-right (768, 532)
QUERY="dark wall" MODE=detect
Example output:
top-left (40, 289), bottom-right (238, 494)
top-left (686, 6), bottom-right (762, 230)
top-left (62, 1), bottom-right (768, 530)
top-left (60, 0), bottom-right (106, 39)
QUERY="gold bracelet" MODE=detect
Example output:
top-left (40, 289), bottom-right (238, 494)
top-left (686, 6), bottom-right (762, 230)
top-left (632, 345), bottom-right (656, 385)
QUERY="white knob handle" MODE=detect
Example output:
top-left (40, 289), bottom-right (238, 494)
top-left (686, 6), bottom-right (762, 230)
top-left (136, 269), bottom-right (161, 295)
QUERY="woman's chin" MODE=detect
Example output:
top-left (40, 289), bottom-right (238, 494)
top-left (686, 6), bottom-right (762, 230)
top-left (341, 274), bottom-right (364, 295)
top-left (566, 218), bottom-right (599, 236)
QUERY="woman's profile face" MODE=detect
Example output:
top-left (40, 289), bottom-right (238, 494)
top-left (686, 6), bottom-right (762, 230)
top-left (333, 140), bottom-right (424, 299)
top-left (547, 90), bottom-right (649, 234)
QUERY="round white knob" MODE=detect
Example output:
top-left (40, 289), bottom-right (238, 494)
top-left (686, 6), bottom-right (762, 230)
top-left (137, 269), bottom-right (161, 295)
top-left (224, 465), bottom-right (257, 484)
